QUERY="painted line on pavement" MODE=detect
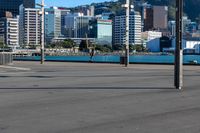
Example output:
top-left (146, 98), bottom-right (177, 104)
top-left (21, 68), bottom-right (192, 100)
top-left (0, 66), bottom-right (31, 71)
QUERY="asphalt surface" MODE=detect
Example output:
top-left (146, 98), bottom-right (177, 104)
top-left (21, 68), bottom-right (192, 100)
top-left (0, 61), bottom-right (200, 133)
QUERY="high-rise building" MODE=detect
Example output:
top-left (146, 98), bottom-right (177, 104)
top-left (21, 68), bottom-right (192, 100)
top-left (153, 6), bottom-right (168, 30)
top-left (89, 19), bottom-right (112, 45)
top-left (168, 20), bottom-right (176, 37)
top-left (19, 5), bottom-right (40, 46)
top-left (87, 6), bottom-right (95, 17)
top-left (57, 7), bottom-right (70, 37)
top-left (169, 17), bottom-right (198, 37)
top-left (45, 7), bottom-right (62, 43)
top-left (0, 16), bottom-right (19, 49)
top-left (76, 6), bottom-right (93, 16)
top-left (143, 7), bottom-right (153, 31)
top-left (137, 4), bottom-right (168, 31)
top-left (65, 13), bottom-right (93, 38)
top-left (134, 2), bottom-right (152, 31)
top-left (0, 0), bottom-right (35, 18)
top-left (113, 12), bottom-right (142, 46)
top-left (0, 20), bottom-right (5, 45)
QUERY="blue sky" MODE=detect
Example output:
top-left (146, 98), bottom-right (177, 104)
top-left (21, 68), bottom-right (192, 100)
top-left (36, 0), bottom-right (115, 7)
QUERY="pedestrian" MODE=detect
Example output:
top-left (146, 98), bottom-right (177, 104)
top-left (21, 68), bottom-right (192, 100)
top-left (89, 48), bottom-right (95, 63)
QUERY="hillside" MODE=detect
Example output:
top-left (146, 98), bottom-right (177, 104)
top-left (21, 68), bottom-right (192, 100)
top-left (146, 0), bottom-right (200, 21)
top-left (90, 0), bottom-right (200, 22)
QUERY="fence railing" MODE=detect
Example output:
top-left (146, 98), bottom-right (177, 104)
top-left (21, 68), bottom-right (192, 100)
top-left (0, 52), bottom-right (13, 65)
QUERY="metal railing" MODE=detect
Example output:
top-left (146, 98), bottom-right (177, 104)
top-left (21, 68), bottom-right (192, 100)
top-left (0, 52), bottom-right (13, 65)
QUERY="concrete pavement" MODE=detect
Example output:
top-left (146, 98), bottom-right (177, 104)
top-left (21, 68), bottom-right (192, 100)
top-left (0, 61), bottom-right (200, 133)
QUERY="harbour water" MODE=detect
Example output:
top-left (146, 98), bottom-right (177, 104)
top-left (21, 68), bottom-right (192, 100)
top-left (14, 55), bottom-right (200, 64)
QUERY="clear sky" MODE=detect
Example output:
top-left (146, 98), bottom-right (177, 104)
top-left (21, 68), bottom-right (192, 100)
top-left (36, 0), bottom-right (115, 7)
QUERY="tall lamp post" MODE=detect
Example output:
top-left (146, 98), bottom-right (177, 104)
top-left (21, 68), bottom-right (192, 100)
top-left (37, 0), bottom-right (45, 64)
top-left (122, 0), bottom-right (130, 67)
top-left (175, 0), bottom-right (183, 89)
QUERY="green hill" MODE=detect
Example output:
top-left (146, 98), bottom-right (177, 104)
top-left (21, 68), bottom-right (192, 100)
top-left (145, 0), bottom-right (200, 21)
top-left (91, 0), bottom-right (200, 22)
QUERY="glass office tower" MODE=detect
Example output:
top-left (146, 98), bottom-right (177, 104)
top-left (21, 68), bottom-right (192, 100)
top-left (0, 0), bottom-right (35, 17)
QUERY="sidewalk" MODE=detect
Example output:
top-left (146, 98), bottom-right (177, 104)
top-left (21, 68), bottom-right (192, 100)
top-left (0, 61), bottom-right (200, 133)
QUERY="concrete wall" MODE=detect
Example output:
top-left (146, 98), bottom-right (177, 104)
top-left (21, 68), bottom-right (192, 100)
top-left (0, 53), bottom-right (13, 65)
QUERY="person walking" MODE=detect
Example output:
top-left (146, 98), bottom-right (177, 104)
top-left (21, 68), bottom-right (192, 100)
top-left (89, 48), bottom-right (95, 63)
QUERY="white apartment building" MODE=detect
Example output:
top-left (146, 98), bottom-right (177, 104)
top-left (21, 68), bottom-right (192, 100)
top-left (0, 16), bottom-right (19, 49)
top-left (19, 5), bottom-right (41, 47)
top-left (113, 12), bottom-right (142, 46)
top-left (142, 31), bottom-right (162, 41)
top-left (6, 17), bottom-right (19, 48)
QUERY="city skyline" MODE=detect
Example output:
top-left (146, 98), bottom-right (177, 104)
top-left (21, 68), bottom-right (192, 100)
top-left (35, 0), bottom-right (116, 7)
top-left (1, 0), bottom-right (200, 55)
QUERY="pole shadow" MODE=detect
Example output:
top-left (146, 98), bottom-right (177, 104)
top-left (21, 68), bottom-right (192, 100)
top-left (0, 86), bottom-right (175, 90)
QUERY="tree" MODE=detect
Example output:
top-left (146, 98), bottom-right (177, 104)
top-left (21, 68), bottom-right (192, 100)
top-left (95, 44), bottom-right (112, 52)
top-left (113, 44), bottom-right (124, 51)
top-left (103, 45), bottom-right (112, 52)
top-left (62, 39), bottom-right (75, 48)
top-left (131, 44), bottom-right (147, 52)
top-left (129, 45), bottom-right (135, 52)
top-left (45, 44), bottom-right (52, 48)
top-left (49, 42), bottom-right (63, 48)
top-left (0, 38), bottom-right (5, 48)
top-left (79, 40), bottom-right (94, 51)
top-left (79, 40), bottom-right (88, 51)
top-left (0, 42), bottom-right (4, 48)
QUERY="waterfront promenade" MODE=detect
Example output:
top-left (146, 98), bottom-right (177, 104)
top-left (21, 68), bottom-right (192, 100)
top-left (0, 61), bottom-right (200, 133)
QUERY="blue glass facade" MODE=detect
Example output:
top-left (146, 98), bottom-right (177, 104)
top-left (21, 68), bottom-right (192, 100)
top-left (89, 19), bottom-right (112, 45)
top-left (97, 20), bottom-right (112, 45)
top-left (45, 7), bottom-right (62, 43)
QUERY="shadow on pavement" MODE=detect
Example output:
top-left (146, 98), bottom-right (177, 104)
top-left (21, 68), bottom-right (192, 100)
top-left (0, 87), bottom-right (175, 90)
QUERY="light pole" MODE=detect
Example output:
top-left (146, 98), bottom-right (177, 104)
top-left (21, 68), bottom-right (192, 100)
top-left (37, 0), bottom-right (45, 64)
top-left (174, 0), bottom-right (183, 89)
top-left (122, 0), bottom-right (130, 67)
top-left (41, 0), bottom-right (45, 64)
